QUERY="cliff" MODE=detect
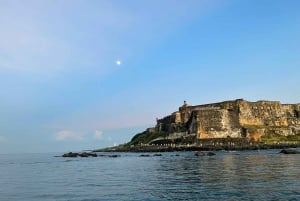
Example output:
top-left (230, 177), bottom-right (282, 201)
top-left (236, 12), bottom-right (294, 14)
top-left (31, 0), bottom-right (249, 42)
top-left (128, 99), bottom-right (300, 146)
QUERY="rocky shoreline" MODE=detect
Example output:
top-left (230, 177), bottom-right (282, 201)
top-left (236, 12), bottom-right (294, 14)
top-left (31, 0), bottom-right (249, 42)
top-left (96, 141), bottom-right (300, 153)
top-left (61, 147), bottom-right (299, 158)
top-left (62, 152), bottom-right (121, 158)
top-left (61, 143), bottom-right (300, 157)
top-left (93, 138), bottom-right (300, 152)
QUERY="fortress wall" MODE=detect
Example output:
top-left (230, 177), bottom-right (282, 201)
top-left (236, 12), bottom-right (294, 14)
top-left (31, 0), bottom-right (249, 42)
top-left (194, 109), bottom-right (242, 139)
top-left (282, 104), bottom-right (300, 125)
top-left (197, 109), bottom-right (227, 131)
top-left (156, 112), bottom-right (185, 133)
top-left (155, 99), bottom-right (300, 139)
top-left (237, 100), bottom-right (289, 127)
top-left (178, 106), bottom-right (192, 124)
top-left (156, 115), bottom-right (173, 132)
top-left (174, 112), bottom-right (181, 123)
top-left (191, 99), bottom-right (244, 111)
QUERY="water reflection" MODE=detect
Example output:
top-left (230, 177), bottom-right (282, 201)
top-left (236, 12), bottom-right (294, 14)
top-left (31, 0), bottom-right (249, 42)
top-left (0, 151), bottom-right (299, 201)
top-left (151, 151), bottom-right (300, 200)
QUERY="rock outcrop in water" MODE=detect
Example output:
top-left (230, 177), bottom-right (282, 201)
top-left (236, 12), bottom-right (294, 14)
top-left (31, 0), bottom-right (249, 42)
top-left (279, 149), bottom-right (300, 154)
top-left (126, 99), bottom-right (300, 147)
top-left (62, 152), bottom-right (97, 157)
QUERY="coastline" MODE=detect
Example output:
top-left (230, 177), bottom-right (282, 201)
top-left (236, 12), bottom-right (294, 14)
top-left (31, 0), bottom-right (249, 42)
top-left (95, 142), bottom-right (300, 153)
top-left (62, 139), bottom-right (300, 157)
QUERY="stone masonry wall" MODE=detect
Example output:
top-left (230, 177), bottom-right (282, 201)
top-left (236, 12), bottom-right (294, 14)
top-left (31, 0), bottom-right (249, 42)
top-left (155, 99), bottom-right (300, 139)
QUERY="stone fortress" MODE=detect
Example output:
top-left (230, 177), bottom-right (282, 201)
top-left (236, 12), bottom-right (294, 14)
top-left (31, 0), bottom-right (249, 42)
top-left (153, 99), bottom-right (300, 141)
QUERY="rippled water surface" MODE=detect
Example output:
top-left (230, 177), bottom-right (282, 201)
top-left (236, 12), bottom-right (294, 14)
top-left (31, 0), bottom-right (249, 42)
top-left (0, 150), bottom-right (299, 201)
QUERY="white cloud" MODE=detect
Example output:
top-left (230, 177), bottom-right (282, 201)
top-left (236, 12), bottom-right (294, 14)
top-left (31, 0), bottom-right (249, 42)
top-left (94, 130), bottom-right (103, 140)
top-left (55, 130), bottom-right (83, 141)
top-left (0, 136), bottom-right (7, 144)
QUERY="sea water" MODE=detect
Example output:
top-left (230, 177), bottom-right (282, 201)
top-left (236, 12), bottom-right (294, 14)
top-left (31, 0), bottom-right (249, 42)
top-left (0, 149), bottom-right (299, 201)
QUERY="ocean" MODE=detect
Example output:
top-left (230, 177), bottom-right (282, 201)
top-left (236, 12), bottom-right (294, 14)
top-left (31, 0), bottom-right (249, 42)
top-left (0, 149), bottom-right (299, 201)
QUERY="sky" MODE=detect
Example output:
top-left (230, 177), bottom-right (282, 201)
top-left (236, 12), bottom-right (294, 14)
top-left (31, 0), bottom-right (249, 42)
top-left (0, 0), bottom-right (300, 153)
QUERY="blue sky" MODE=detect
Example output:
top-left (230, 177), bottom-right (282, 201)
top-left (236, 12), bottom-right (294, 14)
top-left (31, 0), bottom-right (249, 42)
top-left (0, 0), bottom-right (299, 153)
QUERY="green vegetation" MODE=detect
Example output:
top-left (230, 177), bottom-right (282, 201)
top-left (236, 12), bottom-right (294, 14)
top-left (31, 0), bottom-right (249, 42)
top-left (178, 124), bottom-right (187, 132)
top-left (242, 124), bottom-right (300, 142)
top-left (242, 125), bottom-right (264, 133)
top-left (127, 131), bottom-right (168, 146)
top-left (261, 133), bottom-right (300, 144)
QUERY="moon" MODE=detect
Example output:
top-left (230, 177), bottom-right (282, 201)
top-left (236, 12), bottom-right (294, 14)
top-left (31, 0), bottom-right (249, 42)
top-left (116, 60), bottom-right (121, 66)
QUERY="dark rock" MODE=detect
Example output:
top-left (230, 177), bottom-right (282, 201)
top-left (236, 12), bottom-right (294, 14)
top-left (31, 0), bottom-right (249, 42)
top-left (207, 152), bottom-right (216, 156)
top-left (279, 149), bottom-right (300, 154)
top-left (87, 153), bottom-right (98, 157)
top-left (62, 152), bottom-right (78, 157)
top-left (62, 152), bottom-right (98, 157)
top-left (108, 155), bottom-right (120, 158)
top-left (79, 152), bottom-right (89, 157)
top-left (153, 154), bottom-right (162, 156)
top-left (195, 151), bottom-right (205, 156)
top-left (139, 154), bottom-right (151, 157)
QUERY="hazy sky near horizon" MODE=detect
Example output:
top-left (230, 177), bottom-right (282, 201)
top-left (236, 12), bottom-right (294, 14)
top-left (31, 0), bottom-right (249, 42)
top-left (1, 0), bottom-right (300, 153)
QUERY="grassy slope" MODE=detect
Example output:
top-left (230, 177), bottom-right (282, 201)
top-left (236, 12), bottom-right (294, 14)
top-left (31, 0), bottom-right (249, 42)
top-left (126, 131), bottom-right (168, 146)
